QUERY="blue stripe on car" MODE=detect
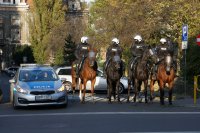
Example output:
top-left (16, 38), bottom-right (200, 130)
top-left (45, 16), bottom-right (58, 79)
top-left (27, 81), bottom-right (55, 90)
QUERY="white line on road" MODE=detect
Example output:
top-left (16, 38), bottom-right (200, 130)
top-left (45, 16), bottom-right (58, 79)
top-left (0, 112), bottom-right (200, 118)
top-left (120, 132), bottom-right (200, 133)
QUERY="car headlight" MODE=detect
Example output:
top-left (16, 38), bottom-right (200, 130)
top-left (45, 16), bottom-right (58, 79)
top-left (57, 85), bottom-right (65, 92)
top-left (14, 86), bottom-right (28, 94)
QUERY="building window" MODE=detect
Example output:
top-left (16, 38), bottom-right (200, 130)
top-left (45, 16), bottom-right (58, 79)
top-left (0, 30), bottom-right (3, 39)
top-left (11, 15), bottom-right (20, 26)
top-left (3, 0), bottom-right (11, 3)
top-left (11, 29), bottom-right (20, 42)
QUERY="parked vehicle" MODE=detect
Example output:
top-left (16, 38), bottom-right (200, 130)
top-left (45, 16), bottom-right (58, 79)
top-left (9, 64), bottom-right (68, 109)
top-left (55, 66), bottom-right (128, 93)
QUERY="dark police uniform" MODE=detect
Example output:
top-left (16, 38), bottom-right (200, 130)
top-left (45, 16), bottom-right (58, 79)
top-left (103, 42), bottom-right (124, 75)
top-left (129, 41), bottom-right (146, 71)
top-left (74, 42), bottom-right (91, 76)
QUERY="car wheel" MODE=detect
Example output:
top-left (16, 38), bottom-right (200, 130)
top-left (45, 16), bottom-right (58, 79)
top-left (118, 83), bottom-right (125, 94)
top-left (60, 96), bottom-right (68, 108)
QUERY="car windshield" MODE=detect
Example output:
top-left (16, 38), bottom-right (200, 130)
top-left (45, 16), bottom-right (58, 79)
top-left (19, 69), bottom-right (59, 82)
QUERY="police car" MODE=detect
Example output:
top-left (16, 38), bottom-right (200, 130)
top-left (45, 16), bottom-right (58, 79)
top-left (9, 64), bottom-right (68, 109)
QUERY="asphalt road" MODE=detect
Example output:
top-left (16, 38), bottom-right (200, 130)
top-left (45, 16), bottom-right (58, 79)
top-left (0, 101), bottom-right (200, 133)
top-left (1, 72), bottom-right (200, 133)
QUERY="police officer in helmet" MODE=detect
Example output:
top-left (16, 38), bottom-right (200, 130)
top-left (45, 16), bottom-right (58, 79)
top-left (128, 35), bottom-right (146, 74)
top-left (103, 38), bottom-right (124, 76)
top-left (74, 36), bottom-right (91, 77)
top-left (152, 38), bottom-right (172, 79)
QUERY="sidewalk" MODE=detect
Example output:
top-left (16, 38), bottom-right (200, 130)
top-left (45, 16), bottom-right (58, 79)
top-left (174, 97), bottom-right (200, 108)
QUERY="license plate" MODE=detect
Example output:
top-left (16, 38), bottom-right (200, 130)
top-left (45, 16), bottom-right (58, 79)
top-left (35, 95), bottom-right (52, 101)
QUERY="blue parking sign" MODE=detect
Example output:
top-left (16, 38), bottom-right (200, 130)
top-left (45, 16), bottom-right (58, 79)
top-left (182, 24), bottom-right (188, 41)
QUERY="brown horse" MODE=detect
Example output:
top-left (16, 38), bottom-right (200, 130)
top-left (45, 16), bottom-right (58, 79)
top-left (127, 47), bottom-right (153, 103)
top-left (150, 54), bottom-right (175, 105)
top-left (71, 48), bottom-right (98, 103)
top-left (106, 54), bottom-right (123, 103)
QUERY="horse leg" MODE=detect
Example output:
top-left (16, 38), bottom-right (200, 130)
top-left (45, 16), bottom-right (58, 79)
top-left (134, 80), bottom-right (138, 103)
top-left (138, 81), bottom-right (142, 103)
top-left (150, 79), bottom-right (155, 101)
top-left (127, 80), bottom-right (131, 102)
top-left (116, 81), bottom-right (121, 103)
top-left (107, 79), bottom-right (112, 103)
top-left (113, 83), bottom-right (116, 101)
top-left (144, 80), bottom-right (148, 103)
top-left (82, 79), bottom-right (87, 103)
top-left (91, 78), bottom-right (96, 103)
top-left (159, 81), bottom-right (165, 105)
top-left (71, 73), bottom-right (76, 100)
top-left (168, 81), bottom-right (174, 105)
top-left (79, 81), bottom-right (83, 103)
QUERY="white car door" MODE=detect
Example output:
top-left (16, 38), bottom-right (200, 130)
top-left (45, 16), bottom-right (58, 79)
top-left (94, 70), bottom-right (107, 90)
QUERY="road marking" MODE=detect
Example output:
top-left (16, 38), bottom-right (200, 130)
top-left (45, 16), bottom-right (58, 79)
top-left (0, 112), bottom-right (200, 118)
top-left (120, 132), bottom-right (200, 133)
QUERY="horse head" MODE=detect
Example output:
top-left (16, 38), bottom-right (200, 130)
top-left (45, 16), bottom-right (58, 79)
top-left (111, 55), bottom-right (121, 71)
top-left (88, 48), bottom-right (97, 67)
top-left (141, 46), bottom-right (155, 64)
top-left (164, 53), bottom-right (172, 75)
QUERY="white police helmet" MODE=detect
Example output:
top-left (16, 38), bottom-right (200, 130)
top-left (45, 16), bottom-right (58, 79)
top-left (134, 35), bottom-right (142, 42)
top-left (81, 36), bottom-right (88, 43)
top-left (160, 38), bottom-right (167, 44)
top-left (112, 38), bottom-right (119, 44)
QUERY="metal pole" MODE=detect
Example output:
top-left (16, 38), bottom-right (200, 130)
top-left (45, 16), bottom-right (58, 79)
top-left (184, 49), bottom-right (187, 97)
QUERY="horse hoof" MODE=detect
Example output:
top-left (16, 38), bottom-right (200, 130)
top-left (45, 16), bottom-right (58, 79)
top-left (127, 99), bottom-right (130, 103)
top-left (108, 100), bottom-right (112, 104)
top-left (145, 99), bottom-right (148, 103)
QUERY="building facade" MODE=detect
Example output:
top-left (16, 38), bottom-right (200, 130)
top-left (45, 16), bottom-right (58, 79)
top-left (64, 0), bottom-right (89, 42)
top-left (0, 0), bottom-right (89, 69)
top-left (0, 0), bottom-right (29, 69)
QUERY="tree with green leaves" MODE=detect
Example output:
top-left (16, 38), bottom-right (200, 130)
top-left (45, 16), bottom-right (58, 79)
top-left (12, 45), bottom-right (35, 66)
top-left (89, 0), bottom-right (200, 80)
top-left (63, 34), bottom-right (76, 65)
top-left (29, 0), bottom-right (67, 64)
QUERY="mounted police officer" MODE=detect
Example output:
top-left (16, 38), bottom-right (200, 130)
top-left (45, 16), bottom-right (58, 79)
top-left (128, 35), bottom-right (146, 75)
top-left (153, 38), bottom-right (173, 79)
top-left (103, 38), bottom-right (124, 76)
top-left (74, 36), bottom-right (91, 77)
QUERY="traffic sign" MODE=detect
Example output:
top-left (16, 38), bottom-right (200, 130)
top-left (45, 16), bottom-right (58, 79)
top-left (182, 24), bottom-right (188, 41)
top-left (182, 41), bottom-right (188, 49)
top-left (197, 34), bottom-right (200, 46)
